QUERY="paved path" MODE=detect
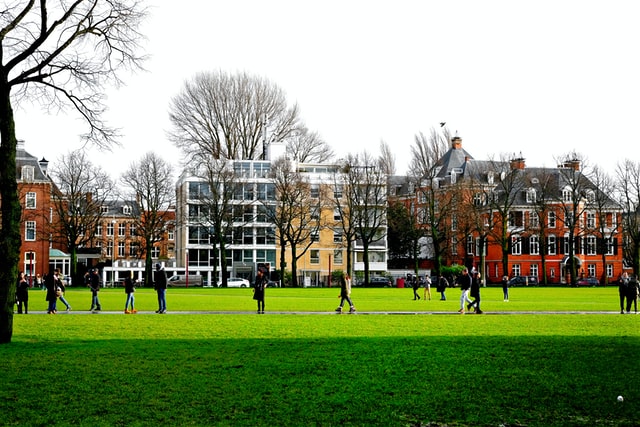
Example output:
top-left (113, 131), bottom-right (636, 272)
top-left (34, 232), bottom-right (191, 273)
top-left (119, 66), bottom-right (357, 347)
top-left (27, 310), bottom-right (634, 315)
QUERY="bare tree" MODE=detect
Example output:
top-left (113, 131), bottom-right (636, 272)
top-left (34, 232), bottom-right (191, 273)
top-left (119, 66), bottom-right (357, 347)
top-left (526, 168), bottom-right (557, 285)
top-left (0, 1), bottom-right (147, 343)
top-left (342, 152), bottom-right (387, 286)
top-left (378, 140), bottom-right (396, 177)
top-left (552, 152), bottom-right (592, 285)
top-left (268, 157), bottom-right (325, 287)
top-left (120, 153), bottom-right (174, 287)
top-left (616, 159), bottom-right (640, 276)
top-left (168, 70), bottom-right (300, 162)
top-left (407, 129), bottom-right (454, 275)
top-left (286, 125), bottom-right (334, 163)
top-left (191, 158), bottom-right (238, 288)
top-left (588, 165), bottom-right (621, 285)
top-left (49, 150), bottom-right (114, 282)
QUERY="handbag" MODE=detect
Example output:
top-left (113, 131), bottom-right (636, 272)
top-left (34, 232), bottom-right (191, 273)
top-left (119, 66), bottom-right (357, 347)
top-left (55, 287), bottom-right (62, 297)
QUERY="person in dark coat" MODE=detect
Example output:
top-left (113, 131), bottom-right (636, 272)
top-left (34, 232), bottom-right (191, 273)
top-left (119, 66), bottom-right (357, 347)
top-left (335, 272), bottom-right (356, 313)
top-left (618, 273), bottom-right (630, 314)
top-left (411, 275), bottom-right (421, 300)
top-left (501, 275), bottom-right (509, 301)
top-left (625, 275), bottom-right (639, 314)
top-left (436, 274), bottom-right (448, 300)
top-left (44, 271), bottom-right (58, 314)
top-left (88, 268), bottom-right (102, 312)
top-left (16, 272), bottom-right (29, 314)
top-left (253, 268), bottom-right (268, 313)
top-left (153, 263), bottom-right (168, 314)
top-left (124, 270), bottom-right (136, 314)
top-left (468, 271), bottom-right (483, 314)
top-left (456, 268), bottom-right (473, 314)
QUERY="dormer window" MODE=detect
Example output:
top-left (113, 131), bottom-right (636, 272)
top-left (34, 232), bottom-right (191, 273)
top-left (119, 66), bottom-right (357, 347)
top-left (101, 206), bottom-right (109, 214)
top-left (21, 165), bottom-right (34, 182)
top-left (526, 188), bottom-right (536, 203)
top-left (122, 205), bottom-right (132, 215)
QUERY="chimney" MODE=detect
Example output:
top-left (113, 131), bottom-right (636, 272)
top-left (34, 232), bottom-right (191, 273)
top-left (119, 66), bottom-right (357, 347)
top-left (510, 157), bottom-right (526, 170)
top-left (451, 136), bottom-right (462, 149)
top-left (39, 157), bottom-right (49, 176)
top-left (17, 139), bottom-right (25, 151)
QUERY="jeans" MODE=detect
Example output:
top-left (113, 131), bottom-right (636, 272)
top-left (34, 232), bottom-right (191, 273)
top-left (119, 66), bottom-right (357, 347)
top-left (92, 292), bottom-right (101, 310)
top-left (59, 295), bottom-right (71, 309)
top-left (460, 289), bottom-right (473, 310)
top-left (339, 296), bottom-right (354, 308)
top-left (48, 300), bottom-right (57, 313)
top-left (157, 289), bottom-right (166, 312)
top-left (125, 293), bottom-right (135, 310)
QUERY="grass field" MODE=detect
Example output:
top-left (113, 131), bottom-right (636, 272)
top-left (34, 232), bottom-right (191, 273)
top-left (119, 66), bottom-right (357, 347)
top-left (1, 287), bottom-right (638, 426)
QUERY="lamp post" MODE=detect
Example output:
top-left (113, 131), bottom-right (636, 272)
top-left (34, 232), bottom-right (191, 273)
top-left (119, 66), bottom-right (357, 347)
top-left (111, 218), bottom-right (116, 288)
top-left (185, 248), bottom-right (189, 288)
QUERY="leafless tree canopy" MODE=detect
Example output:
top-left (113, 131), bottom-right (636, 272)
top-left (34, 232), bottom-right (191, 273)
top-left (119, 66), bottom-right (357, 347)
top-left (168, 70), bottom-right (301, 162)
top-left (378, 140), bottom-right (395, 177)
top-left (408, 128), bottom-right (450, 180)
top-left (286, 125), bottom-right (333, 163)
top-left (49, 150), bottom-right (114, 253)
top-left (2, 0), bottom-right (148, 147)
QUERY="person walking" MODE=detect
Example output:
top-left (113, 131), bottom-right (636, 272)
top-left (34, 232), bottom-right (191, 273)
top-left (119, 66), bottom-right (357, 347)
top-left (153, 263), bottom-right (167, 314)
top-left (437, 274), bottom-right (448, 300)
top-left (502, 275), bottom-right (509, 302)
top-left (124, 270), bottom-right (136, 314)
top-left (422, 275), bottom-right (431, 301)
top-left (468, 271), bottom-right (483, 314)
top-left (88, 268), bottom-right (102, 312)
top-left (55, 269), bottom-right (72, 312)
top-left (16, 272), bottom-right (29, 314)
top-left (44, 271), bottom-right (58, 314)
top-left (618, 273), bottom-right (630, 314)
top-left (335, 272), bottom-right (356, 313)
top-left (625, 275), bottom-right (639, 314)
top-left (253, 267), bottom-right (268, 313)
top-left (456, 268), bottom-right (473, 314)
top-left (411, 275), bottom-right (421, 300)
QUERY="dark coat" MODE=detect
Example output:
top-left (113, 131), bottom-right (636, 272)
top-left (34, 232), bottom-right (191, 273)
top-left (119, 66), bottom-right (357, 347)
top-left (124, 277), bottom-right (135, 294)
top-left (16, 278), bottom-right (29, 302)
top-left (154, 269), bottom-right (167, 290)
top-left (253, 274), bottom-right (266, 301)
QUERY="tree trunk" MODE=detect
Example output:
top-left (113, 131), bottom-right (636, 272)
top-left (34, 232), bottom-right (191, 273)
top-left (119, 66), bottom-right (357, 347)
top-left (0, 77), bottom-right (21, 344)
top-left (290, 243), bottom-right (298, 287)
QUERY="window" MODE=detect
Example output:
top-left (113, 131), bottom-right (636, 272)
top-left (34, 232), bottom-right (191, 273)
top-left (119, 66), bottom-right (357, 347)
top-left (243, 228), bottom-right (253, 245)
top-left (107, 222), bottom-right (115, 237)
top-left (151, 245), bottom-right (160, 258)
top-left (526, 189), bottom-right (536, 203)
top-left (118, 223), bottom-right (126, 237)
top-left (586, 212), bottom-right (596, 229)
top-left (256, 228), bottom-right (267, 245)
top-left (511, 236), bottom-right (521, 255)
top-left (21, 166), bottom-right (34, 181)
top-left (586, 235), bottom-right (596, 255)
top-left (530, 264), bottom-right (538, 277)
top-left (548, 235), bottom-right (557, 255)
top-left (25, 221), bottom-right (36, 241)
top-left (254, 162), bottom-right (270, 178)
top-left (101, 206), bottom-right (109, 214)
top-left (25, 192), bottom-right (36, 209)
top-left (587, 264), bottom-right (596, 277)
top-left (334, 250), bottom-right (343, 264)
top-left (511, 264), bottom-right (521, 277)
top-left (256, 183), bottom-right (275, 201)
top-left (529, 211), bottom-right (539, 228)
top-left (333, 209), bottom-right (341, 221)
top-left (564, 235), bottom-right (570, 255)
top-left (548, 211), bottom-right (556, 228)
top-left (310, 231), bottom-right (319, 243)
top-left (530, 235), bottom-right (539, 255)
top-left (310, 250), bottom-right (320, 264)
top-left (122, 205), bottom-right (132, 215)
top-left (606, 238), bottom-right (615, 255)
top-left (333, 185), bottom-right (343, 199)
top-left (168, 229), bottom-right (174, 241)
top-left (118, 242), bottom-right (125, 258)
top-left (310, 185), bottom-right (319, 199)
top-left (562, 187), bottom-right (572, 202)
top-left (607, 264), bottom-right (614, 278)
top-left (333, 232), bottom-right (343, 244)
top-left (467, 236), bottom-right (474, 255)
top-left (129, 224), bottom-right (136, 237)
top-left (509, 211), bottom-right (524, 228)
top-left (95, 224), bottom-right (102, 237)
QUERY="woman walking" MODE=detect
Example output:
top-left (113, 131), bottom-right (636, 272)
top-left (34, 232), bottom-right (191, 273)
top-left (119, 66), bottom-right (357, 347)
top-left (124, 270), bottom-right (136, 314)
top-left (335, 273), bottom-right (356, 313)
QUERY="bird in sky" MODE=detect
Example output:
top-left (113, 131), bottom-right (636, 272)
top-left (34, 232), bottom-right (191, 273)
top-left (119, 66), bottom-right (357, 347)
top-left (440, 122), bottom-right (446, 127)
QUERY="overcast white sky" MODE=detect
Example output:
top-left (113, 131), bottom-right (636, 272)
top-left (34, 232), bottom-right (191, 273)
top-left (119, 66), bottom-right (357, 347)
top-left (14, 0), bottom-right (640, 180)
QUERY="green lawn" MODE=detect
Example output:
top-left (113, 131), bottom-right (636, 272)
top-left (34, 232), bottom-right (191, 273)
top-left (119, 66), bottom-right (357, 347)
top-left (2, 287), bottom-right (638, 426)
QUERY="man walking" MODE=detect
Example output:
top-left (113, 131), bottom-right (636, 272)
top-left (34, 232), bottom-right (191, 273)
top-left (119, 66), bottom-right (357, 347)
top-left (154, 263), bottom-right (168, 314)
top-left (456, 268), bottom-right (473, 314)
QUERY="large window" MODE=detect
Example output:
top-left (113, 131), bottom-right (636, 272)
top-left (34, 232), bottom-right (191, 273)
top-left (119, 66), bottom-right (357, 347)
top-left (310, 250), bottom-right (320, 264)
top-left (25, 221), bottom-right (36, 241)
top-left (548, 235), bottom-right (556, 255)
top-left (25, 192), bottom-right (36, 209)
top-left (511, 236), bottom-right (521, 255)
top-left (548, 211), bottom-right (556, 228)
top-left (188, 182), bottom-right (210, 199)
top-left (586, 235), bottom-right (597, 255)
top-left (586, 211), bottom-right (596, 229)
top-left (529, 235), bottom-right (539, 255)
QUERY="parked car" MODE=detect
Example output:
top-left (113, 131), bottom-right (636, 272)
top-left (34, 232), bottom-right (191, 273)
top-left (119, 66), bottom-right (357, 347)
top-left (576, 277), bottom-right (599, 286)
top-left (168, 275), bottom-right (203, 287)
top-left (507, 275), bottom-right (539, 286)
top-left (218, 277), bottom-right (251, 288)
top-left (364, 277), bottom-right (392, 287)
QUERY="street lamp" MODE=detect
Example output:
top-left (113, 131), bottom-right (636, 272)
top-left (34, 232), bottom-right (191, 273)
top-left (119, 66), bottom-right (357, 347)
top-left (111, 218), bottom-right (116, 288)
top-left (185, 248), bottom-right (189, 288)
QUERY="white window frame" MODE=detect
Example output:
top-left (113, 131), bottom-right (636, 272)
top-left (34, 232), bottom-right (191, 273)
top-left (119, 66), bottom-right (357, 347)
top-left (25, 192), bottom-right (36, 209)
top-left (25, 221), bottom-right (36, 241)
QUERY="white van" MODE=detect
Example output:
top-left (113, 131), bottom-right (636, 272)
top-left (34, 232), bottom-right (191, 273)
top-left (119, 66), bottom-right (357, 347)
top-left (167, 275), bottom-right (203, 287)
